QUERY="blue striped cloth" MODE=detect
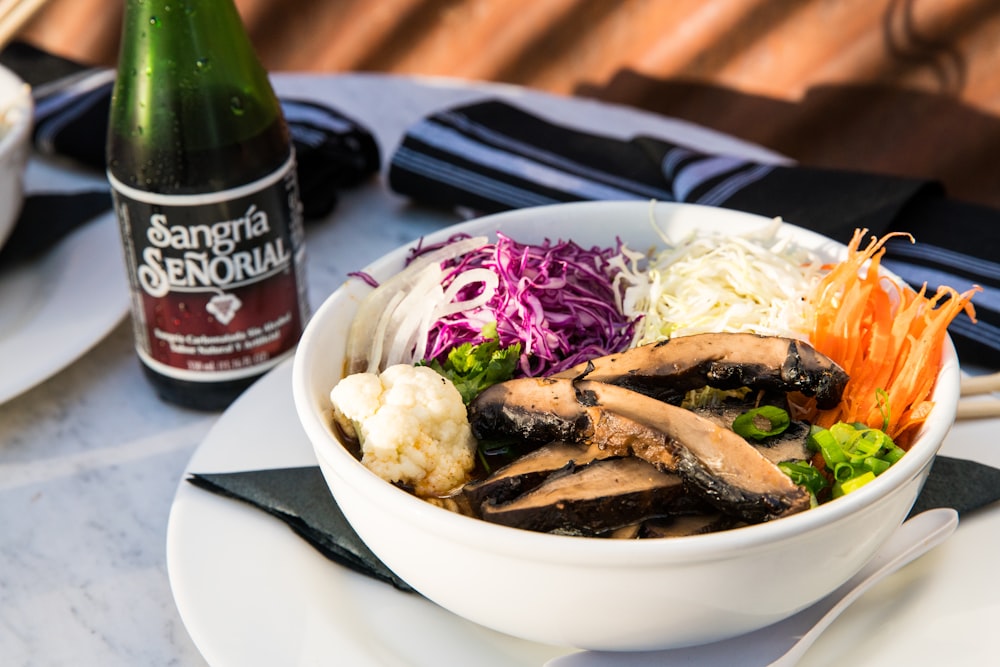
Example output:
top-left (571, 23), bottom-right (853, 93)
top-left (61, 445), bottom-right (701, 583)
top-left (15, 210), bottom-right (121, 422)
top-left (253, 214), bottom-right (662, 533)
top-left (0, 42), bottom-right (381, 265)
top-left (25, 63), bottom-right (380, 221)
top-left (388, 100), bottom-right (999, 369)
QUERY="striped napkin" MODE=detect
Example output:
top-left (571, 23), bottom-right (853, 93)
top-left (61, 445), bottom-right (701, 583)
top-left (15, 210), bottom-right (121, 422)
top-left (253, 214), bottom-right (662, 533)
top-left (0, 41), bottom-right (381, 264)
top-left (387, 99), bottom-right (999, 369)
top-left (28, 68), bottom-right (380, 220)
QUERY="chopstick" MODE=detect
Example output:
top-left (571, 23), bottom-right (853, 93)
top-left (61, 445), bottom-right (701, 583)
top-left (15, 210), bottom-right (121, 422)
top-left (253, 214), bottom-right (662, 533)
top-left (957, 371), bottom-right (1000, 420)
top-left (0, 0), bottom-right (51, 51)
top-left (957, 400), bottom-right (1000, 420)
top-left (961, 371), bottom-right (1000, 396)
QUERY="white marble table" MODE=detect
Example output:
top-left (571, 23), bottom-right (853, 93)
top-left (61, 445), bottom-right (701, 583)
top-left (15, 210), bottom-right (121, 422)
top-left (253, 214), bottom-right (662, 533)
top-left (1, 73), bottom-right (997, 666)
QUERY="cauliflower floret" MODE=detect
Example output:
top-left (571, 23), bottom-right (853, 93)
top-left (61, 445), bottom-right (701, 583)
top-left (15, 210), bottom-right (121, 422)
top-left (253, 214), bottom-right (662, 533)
top-left (330, 364), bottom-right (476, 497)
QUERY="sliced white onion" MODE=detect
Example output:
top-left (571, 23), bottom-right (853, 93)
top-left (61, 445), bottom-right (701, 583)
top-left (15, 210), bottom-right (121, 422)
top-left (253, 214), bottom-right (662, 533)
top-left (383, 265), bottom-right (447, 367)
top-left (434, 268), bottom-right (499, 318)
top-left (365, 288), bottom-right (406, 375)
top-left (344, 236), bottom-right (489, 374)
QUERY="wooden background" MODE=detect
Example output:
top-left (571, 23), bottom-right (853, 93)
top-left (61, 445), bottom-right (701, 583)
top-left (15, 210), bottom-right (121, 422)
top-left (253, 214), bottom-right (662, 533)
top-left (15, 0), bottom-right (1000, 209)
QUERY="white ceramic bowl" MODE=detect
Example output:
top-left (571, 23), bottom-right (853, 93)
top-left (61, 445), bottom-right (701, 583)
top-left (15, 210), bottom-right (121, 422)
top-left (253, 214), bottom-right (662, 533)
top-left (0, 63), bottom-right (32, 253)
top-left (293, 201), bottom-right (960, 651)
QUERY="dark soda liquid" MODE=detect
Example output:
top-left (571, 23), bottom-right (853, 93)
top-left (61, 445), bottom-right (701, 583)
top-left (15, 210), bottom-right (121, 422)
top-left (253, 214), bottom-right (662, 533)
top-left (139, 363), bottom-right (259, 411)
top-left (108, 116), bottom-right (290, 195)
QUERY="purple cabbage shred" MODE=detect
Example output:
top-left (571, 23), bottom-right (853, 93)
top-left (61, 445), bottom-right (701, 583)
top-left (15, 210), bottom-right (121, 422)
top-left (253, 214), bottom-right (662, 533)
top-left (419, 232), bottom-right (638, 377)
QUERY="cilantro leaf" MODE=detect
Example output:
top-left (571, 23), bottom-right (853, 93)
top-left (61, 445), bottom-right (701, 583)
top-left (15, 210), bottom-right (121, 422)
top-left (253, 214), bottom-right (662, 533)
top-left (422, 323), bottom-right (521, 404)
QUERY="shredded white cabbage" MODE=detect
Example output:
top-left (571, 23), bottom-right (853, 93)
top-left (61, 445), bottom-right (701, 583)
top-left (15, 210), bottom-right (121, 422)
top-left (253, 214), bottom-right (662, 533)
top-left (632, 217), bottom-right (824, 345)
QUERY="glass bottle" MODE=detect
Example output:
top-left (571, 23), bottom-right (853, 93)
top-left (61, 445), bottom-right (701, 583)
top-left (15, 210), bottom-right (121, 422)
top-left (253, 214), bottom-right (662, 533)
top-left (107, 0), bottom-right (309, 411)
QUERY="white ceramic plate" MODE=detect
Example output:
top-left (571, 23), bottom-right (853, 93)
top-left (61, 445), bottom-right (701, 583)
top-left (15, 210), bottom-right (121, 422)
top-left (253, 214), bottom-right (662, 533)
top-left (166, 358), bottom-right (570, 667)
top-left (0, 211), bottom-right (129, 404)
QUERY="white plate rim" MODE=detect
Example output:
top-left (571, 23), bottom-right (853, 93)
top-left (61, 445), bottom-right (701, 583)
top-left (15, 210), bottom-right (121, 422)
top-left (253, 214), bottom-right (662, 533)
top-left (0, 211), bottom-right (129, 404)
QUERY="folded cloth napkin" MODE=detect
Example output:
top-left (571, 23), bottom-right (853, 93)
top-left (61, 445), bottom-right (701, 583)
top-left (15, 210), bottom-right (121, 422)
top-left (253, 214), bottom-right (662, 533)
top-left (29, 70), bottom-right (380, 220)
top-left (0, 191), bottom-right (112, 268)
top-left (0, 41), bottom-right (380, 262)
top-left (387, 99), bottom-right (1000, 369)
top-left (188, 467), bottom-right (413, 592)
top-left (190, 455), bottom-right (1000, 591)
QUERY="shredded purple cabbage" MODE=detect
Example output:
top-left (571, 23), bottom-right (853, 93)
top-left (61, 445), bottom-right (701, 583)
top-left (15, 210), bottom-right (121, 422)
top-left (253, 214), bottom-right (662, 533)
top-left (347, 270), bottom-right (380, 288)
top-left (420, 232), bottom-right (638, 377)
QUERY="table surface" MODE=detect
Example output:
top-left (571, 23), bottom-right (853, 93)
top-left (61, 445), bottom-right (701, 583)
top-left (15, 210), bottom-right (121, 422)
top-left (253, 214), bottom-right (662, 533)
top-left (1, 73), bottom-right (997, 667)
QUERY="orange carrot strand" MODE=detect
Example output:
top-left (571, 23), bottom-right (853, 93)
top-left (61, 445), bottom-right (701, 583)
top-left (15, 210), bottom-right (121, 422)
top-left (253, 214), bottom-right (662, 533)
top-left (807, 229), bottom-right (980, 447)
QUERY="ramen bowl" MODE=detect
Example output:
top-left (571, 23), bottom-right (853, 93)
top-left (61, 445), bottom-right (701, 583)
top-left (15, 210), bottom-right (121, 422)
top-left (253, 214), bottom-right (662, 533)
top-left (0, 64), bottom-right (32, 253)
top-left (292, 201), bottom-right (959, 651)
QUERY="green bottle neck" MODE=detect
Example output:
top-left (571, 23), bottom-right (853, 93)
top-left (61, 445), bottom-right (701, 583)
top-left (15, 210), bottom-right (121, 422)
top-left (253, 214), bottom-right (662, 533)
top-left (117, 0), bottom-right (265, 87)
top-left (108, 0), bottom-right (290, 191)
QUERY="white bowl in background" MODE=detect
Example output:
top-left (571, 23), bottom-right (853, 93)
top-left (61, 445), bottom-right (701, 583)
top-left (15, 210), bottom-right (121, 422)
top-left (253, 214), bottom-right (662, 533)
top-left (0, 63), bottom-right (33, 253)
top-left (293, 201), bottom-right (960, 651)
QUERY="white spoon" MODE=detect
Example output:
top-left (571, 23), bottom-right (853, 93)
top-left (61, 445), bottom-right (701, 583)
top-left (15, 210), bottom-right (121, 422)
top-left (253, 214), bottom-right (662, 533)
top-left (544, 507), bottom-right (959, 667)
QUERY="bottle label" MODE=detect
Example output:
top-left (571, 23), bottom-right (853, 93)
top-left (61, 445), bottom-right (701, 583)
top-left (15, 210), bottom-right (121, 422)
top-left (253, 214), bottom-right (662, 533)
top-left (109, 156), bottom-right (309, 382)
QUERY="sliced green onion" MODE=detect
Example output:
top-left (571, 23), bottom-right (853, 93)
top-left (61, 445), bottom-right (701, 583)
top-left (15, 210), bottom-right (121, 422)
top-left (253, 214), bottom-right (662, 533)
top-left (849, 430), bottom-right (885, 460)
top-left (804, 416), bottom-right (904, 499)
top-left (833, 461), bottom-right (857, 482)
top-left (732, 405), bottom-right (791, 440)
top-left (829, 422), bottom-right (857, 445)
top-left (876, 388), bottom-right (891, 432)
top-left (883, 445), bottom-right (905, 464)
top-left (863, 457), bottom-right (891, 476)
top-left (778, 461), bottom-right (828, 497)
top-left (835, 470), bottom-right (877, 497)
top-left (809, 427), bottom-right (846, 465)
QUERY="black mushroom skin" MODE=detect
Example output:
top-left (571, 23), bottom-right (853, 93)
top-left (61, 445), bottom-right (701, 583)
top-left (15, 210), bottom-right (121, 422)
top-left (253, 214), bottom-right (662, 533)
top-left (468, 378), bottom-right (812, 523)
top-left (551, 332), bottom-right (849, 409)
top-left (462, 441), bottom-right (615, 508)
top-left (478, 457), bottom-right (689, 536)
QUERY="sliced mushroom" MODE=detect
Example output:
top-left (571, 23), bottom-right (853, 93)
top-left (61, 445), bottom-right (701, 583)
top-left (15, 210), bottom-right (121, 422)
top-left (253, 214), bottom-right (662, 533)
top-left (606, 523), bottom-right (642, 539)
top-left (691, 401), bottom-right (811, 465)
top-left (462, 441), bottom-right (614, 508)
top-left (552, 332), bottom-right (848, 409)
top-left (468, 377), bottom-right (682, 470)
top-left (479, 457), bottom-right (687, 536)
top-left (749, 425), bottom-right (811, 466)
top-left (469, 378), bottom-right (811, 522)
top-left (639, 513), bottom-right (743, 538)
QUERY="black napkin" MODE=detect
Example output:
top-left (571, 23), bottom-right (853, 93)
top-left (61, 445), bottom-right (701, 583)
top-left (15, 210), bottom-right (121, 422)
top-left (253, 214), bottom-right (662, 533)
top-left (907, 455), bottom-right (1000, 517)
top-left (189, 467), bottom-right (413, 593)
top-left (387, 100), bottom-right (1000, 369)
top-left (190, 455), bottom-right (1000, 592)
top-left (0, 41), bottom-right (381, 263)
top-left (0, 191), bottom-right (112, 269)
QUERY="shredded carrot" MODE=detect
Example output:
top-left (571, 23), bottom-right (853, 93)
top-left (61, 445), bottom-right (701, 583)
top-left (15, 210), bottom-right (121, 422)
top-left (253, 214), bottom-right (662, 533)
top-left (806, 228), bottom-right (980, 447)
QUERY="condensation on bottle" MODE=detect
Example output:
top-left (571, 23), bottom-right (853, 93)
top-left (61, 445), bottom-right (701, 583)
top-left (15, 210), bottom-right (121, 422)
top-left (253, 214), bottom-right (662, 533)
top-left (107, 0), bottom-right (309, 410)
